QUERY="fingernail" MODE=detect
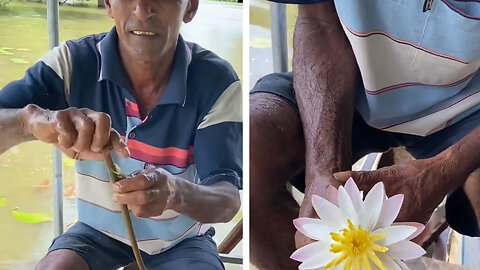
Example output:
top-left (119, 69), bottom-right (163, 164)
top-left (333, 172), bottom-right (349, 181)
top-left (92, 146), bottom-right (101, 152)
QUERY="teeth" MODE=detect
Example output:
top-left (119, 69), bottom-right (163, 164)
top-left (132, 30), bottom-right (156, 36)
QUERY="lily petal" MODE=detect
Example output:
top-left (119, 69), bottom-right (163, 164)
top-left (360, 182), bottom-right (385, 229)
top-left (387, 240), bottom-right (426, 260)
top-left (345, 177), bottom-right (363, 210)
top-left (376, 253), bottom-right (402, 270)
top-left (375, 194), bottom-right (404, 229)
top-left (373, 225), bottom-right (417, 246)
top-left (326, 185), bottom-right (339, 206)
top-left (293, 218), bottom-right (333, 243)
top-left (338, 186), bottom-right (358, 223)
top-left (312, 195), bottom-right (346, 228)
top-left (395, 259), bottom-right (411, 270)
top-left (393, 222), bottom-right (425, 240)
top-left (292, 242), bottom-right (334, 269)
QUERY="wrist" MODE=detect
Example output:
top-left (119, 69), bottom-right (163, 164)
top-left (433, 151), bottom-right (465, 193)
top-left (19, 104), bottom-right (39, 139)
top-left (166, 175), bottom-right (183, 212)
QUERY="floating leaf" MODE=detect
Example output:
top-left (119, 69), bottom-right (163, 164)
top-left (9, 58), bottom-right (29, 64)
top-left (35, 180), bottom-right (51, 189)
top-left (62, 158), bottom-right (75, 168)
top-left (0, 197), bottom-right (6, 207)
top-left (1, 47), bottom-right (13, 50)
top-left (11, 209), bottom-right (51, 224)
top-left (250, 37), bottom-right (271, 49)
top-left (0, 47), bottom-right (13, 55)
top-left (16, 48), bottom-right (31, 51)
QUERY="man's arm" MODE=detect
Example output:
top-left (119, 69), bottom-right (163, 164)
top-left (0, 108), bottom-right (36, 154)
top-left (0, 105), bottom-right (129, 160)
top-left (293, 2), bottom-right (357, 214)
top-left (113, 171), bottom-right (241, 223)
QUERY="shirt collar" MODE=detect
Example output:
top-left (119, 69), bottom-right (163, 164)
top-left (97, 27), bottom-right (192, 106)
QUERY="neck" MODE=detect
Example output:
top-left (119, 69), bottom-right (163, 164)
top-left (118, 42), bottom-right (177, 115)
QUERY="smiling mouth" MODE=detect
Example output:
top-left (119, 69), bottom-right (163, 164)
top-left (131, 30), bottom-right (157, 36)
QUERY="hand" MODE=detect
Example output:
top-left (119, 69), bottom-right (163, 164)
top-left (112, 168), bottom-right (176, 218)
top-left (22, 104), bottom-right (130, 160)
top-left (333, 157), bottom-right (453, 224)
top-left (295, 172), bottom-right (342, 249)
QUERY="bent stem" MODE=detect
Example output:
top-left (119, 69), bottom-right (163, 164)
top-left (102, 149), bottom-right (147, 270)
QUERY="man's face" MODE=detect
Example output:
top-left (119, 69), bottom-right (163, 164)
top-left (105, 0), bottom-right (198, 60)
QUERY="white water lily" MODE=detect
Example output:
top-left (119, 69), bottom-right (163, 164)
top-left (291, 178), bottom-right (426, 270)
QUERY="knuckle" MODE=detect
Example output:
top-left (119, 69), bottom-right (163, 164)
top-left (138, 191), bottom-right (150, 204)
top-left (99, 113), bottom-right (111, 125)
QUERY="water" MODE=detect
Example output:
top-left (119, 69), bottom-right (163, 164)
top-left (249, 0), bottom-right (296, 89)
top-left (0, 1), bottom-right (242, 269)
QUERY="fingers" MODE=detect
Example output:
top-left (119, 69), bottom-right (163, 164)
top-left (113, 189), bottom-right (162, 205)
top-left (334, 170), bottom-right (376, 192)
top-left (69, 109), bottom-right (95, 152)
top-left (109, 129), bottom-right (130, 158)
top-left (81, 109), bottom-right (111, 152)
top-left (49, 107), bottom-right (129, 160)
top-left (114, 170), bottom-right (160, 193)
top-left (55, 109), bottom-right (77, 149)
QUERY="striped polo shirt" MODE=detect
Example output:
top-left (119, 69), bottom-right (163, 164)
top-left (0, 27), bottom-right (242, 254)
top-left (274, 0), bottom-right (480, 136)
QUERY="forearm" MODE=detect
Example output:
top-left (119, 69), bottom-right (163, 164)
top-left (293, 3), bottom-right (357, 195)
top-left (0, 108), bottom-right (35, 154)
top-left (439, 124), bottom-right (480, 191)
top-left (169, 178), bottom-right (241, 223)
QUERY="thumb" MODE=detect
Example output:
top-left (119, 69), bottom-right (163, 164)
top-left (334, 170), bottom-right (374, 186)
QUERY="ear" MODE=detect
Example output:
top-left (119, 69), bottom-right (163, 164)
top-left (104, 0), bottom-right (113, 18)
top-left (183, 0), bottom-right (199, 23)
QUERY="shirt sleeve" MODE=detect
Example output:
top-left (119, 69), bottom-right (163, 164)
top-left (194, 80), bottom-right (243, 190)
top-left (267, 0), bottom-right (331, 5)
top-left (0, 42), bottom-right (71, 110)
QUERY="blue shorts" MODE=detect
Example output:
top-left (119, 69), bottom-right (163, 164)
top-left (48, 222), bottom-right (224, 270)
top-left (251, 72), bottom-right (480, 237)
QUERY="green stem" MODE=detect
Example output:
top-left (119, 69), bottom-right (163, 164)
top-left (102, 150), bottom-right (146, 270)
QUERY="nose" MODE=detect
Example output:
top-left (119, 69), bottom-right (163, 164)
top-left (133, 0), bottom-right (154, 21)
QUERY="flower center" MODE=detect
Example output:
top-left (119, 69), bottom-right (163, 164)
top-left (324, 220), bottom-right (389, 270)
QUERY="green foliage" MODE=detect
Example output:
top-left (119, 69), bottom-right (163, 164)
top-left (0, 0), bottom-right (10, 7)
top-left (0, 197), bottom-right (7, 207)
top-left (0, 47), bottom-right (13, 55)
top-left (11, 208), bottom-right (51, 224)
top-left (9, 58), bottom-right (29, 64)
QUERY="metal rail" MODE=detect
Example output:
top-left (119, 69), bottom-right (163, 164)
top-left (269, 3), bottom-right (288, 73)
top-left (47, 0), bottom-right (63, 237)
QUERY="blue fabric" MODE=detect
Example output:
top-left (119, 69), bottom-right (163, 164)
top-left (251, 72), bottom-right (480, 237)
top-left (48, 222), bottom-right (224, 270)
top-left (267, 0), bottom-right (329, 4)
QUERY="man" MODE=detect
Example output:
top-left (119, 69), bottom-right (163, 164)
top-left (250, 0), bottom-right (480, 269)
top-left (0, 0), bottom-right (242, 268)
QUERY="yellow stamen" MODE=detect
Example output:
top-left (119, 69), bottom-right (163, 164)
top-left (325, 219), bottom-right (389, 270)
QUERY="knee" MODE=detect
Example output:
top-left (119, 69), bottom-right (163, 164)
top-left (35, 250), bottom-right (89, 270)
top-left (249, 93), bottom-right (304, 196)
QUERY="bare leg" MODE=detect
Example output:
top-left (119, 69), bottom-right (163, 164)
top-left (463, 169), bottom-right (480, 230)
top-left (35, 250), bottom-right (90, 270)
top-left (250, 93), bottom-right (306, 270)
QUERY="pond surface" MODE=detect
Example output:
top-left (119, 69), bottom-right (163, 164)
top-left (0, 1), bottom-right (242, 269)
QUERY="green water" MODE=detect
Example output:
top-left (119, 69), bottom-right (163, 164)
top-left (0, 2), bottom-right (242, 268)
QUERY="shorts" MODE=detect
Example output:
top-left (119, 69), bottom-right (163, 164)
top-left (251, 72), bottom-right (480, 237)
top-left (48, 222), bottom-right (224, 270)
